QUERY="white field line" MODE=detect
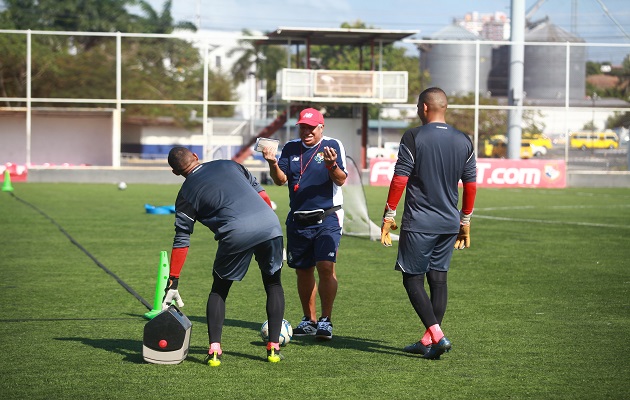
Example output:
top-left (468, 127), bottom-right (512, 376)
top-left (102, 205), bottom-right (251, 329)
top-left (474, 214), bottom-right (629, 229)
top-left (477, 204), bottom-right (630, 211)
top-left (475, 202), bottom-right (630, 229)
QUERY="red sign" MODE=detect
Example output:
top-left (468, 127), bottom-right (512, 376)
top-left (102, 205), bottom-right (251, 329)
top-left (368, 158), bottom-right (566, 188)
top-left (1, 163), bottom-right (29, 182)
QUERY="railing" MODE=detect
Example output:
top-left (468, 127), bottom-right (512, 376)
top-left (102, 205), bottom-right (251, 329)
top-left (276, 69), bottom-right (408, 103)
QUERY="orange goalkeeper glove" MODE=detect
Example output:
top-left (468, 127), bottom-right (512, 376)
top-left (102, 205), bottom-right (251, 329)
top-left (380, 208), bottom-right (398, 247)
top-left (454, 212), bottom-right (472, 250)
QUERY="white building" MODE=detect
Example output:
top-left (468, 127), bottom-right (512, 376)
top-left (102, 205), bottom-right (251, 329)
top-left (177, 28), bottom-right (266, 119)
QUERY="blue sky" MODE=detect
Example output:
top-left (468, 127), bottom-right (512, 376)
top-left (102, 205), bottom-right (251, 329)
top-left (149, 0), bottom-right (630, 62)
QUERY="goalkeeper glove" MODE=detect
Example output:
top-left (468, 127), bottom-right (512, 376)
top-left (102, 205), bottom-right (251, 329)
top-left (380, 207), bottom-right (398, 247)
top-left (454, 212), bottom-right (472, 250)
top-left (162, 276), bottom-right (184, 310)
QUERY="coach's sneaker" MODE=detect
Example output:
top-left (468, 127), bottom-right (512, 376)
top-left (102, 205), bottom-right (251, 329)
top-left (315, 316), bottom-right (333, 340)
top-left (403, 341), bottom-right (430, 355)
top-left (422, 337), bottom-right (451, 360)
top-left (293, 316), bottom-right (317, 336)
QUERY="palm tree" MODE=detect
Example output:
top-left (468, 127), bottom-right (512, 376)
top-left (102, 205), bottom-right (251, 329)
top-left (133, 0), bottom-right (196, 34)
top-left (227, 29), bottom-right (287, 100)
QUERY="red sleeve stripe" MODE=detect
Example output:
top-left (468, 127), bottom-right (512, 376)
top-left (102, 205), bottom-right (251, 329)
top-left (386, 174), bottom-right (408, 211)
top-left (169, 247), bottom-right (189, 278)
top-left (258, 190), bottom-right (273, 208)
top-left (462, 181), bottom-right (477, 215)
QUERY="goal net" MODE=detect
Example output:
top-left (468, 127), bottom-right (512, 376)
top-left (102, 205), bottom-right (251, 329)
top-left (342, 156), bottom-right (398, 241)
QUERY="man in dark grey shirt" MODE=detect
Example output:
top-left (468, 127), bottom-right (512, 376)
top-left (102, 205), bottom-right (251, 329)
top-left (381, 87), bottom-right (477, 360)
top-left (162, 146), bottom-right (286, 365)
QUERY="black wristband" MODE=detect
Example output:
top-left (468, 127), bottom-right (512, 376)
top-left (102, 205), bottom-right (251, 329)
top-left (167, 276), bottom-right (179, 290)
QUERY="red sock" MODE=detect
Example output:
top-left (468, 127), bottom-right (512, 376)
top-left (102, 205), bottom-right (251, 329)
top-left (421, 329), bottom-right (432, 346)
top-left (209, 342), bottom-right (222, 355)
top-left (266, 342), bottom-right (280, 351)
top-left (428, 324), bottom-right (444, 344)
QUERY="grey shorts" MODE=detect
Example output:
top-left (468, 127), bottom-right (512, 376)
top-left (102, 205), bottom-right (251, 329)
top-left (395, 230), bottom-right (457, 275)
top-left (214, 236), bottom-right (284, 281)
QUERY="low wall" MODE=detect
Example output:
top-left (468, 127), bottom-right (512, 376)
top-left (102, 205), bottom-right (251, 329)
top-left (22, 167), bottom-right (630, 188)
top-left (566, 171), bottom-right (630, 188)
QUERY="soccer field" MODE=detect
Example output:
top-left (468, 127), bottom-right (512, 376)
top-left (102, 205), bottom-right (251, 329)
top-left (1, 183), bottom-right (628, 399)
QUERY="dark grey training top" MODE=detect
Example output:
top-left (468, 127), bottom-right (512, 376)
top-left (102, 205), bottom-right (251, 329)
top-left (394, 122), bottom-right (477, 234)
top-left (172, 160), bottom-right (283, 254)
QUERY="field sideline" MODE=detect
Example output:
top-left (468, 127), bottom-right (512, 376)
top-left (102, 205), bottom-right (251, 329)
top-left (1, 183), bottom-right (628, 399)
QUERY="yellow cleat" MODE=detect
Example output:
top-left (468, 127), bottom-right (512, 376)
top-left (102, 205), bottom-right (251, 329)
top-left (204, 351), bottom-right (222, 367)
top-left (267, 348), bottom-right (284, 363)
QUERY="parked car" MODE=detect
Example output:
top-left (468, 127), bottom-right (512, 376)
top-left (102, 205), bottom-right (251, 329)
top-left (522, 139), bottom-right (548, 157)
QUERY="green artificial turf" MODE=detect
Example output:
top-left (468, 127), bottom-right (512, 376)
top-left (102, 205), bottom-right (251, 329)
top-left (1, 183), bottom-right (628, 399)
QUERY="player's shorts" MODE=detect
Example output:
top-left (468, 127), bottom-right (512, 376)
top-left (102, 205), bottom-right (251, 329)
top-left (286, 224), bottom-right (341, 269)
top-left (395, 230), bottom-right (457, 275)
top-left (214, 236), bottom-right (284, 281)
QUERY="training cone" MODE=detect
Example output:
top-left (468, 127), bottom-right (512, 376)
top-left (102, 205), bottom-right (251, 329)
top-left (144, 250), bottom-right (170, 320)
top-left (2, 170), bottom-right (14, 192)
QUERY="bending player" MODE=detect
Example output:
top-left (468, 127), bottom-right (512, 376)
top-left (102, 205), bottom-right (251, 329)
top-left (162, 146), bottom-right (286, 365)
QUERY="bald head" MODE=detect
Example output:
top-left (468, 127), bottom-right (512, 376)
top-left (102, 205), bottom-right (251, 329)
top-left (168, 146), bottom-right (198, 176)
top-left (417, 87), bottom-right (448, 124)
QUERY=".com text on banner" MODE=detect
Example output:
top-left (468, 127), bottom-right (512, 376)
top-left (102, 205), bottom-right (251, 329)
top-left (369, 158), bottom-right (566, 188)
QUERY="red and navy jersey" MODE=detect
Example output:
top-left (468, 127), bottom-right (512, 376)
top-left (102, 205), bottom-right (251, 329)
top-left (394, 122), bottom-right (476, 234)
top-left (172, 160), bottom-right (282, 254)
top-left (278, 136), bottom-right (347, 225)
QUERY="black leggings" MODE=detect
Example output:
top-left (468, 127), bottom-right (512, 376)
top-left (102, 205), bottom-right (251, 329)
top-left (402, 270), bottom-right (448, 329)
top-left (207, 269), bottom-right (284, 343)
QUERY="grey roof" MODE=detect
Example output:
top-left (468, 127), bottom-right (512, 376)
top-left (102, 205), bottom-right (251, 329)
top-left (259, 27), bottom-right (419, 46)
top-left (427, 24), bottom-right (481, 40)
top-left (526, 21), bottom-right (585, 43)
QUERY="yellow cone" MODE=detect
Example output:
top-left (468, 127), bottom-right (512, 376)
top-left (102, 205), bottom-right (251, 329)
top-left (2, 170), bottom-right (13, 192)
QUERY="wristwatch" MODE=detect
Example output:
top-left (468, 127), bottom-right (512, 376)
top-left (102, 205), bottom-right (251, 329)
top-left (326, 162), bottom-right (338, 171)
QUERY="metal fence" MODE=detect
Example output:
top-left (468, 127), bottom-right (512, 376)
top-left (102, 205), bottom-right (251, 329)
top-left (1, 29), bottom-right (629, 171)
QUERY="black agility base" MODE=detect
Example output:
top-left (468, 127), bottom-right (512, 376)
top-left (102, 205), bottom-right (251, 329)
top-left (142, 305), bottom-right (192, 364)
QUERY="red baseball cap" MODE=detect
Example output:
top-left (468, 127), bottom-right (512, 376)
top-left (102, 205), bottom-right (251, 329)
top-left (297, 108), bottom-right (325, 126)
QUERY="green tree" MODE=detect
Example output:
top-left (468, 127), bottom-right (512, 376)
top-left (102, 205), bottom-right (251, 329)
top-left (446, 94), bottom-right (507, 138)
top-left (0, 0), bottom-right (240, 125)
top-left (206, 69), bottom-right (236, 117)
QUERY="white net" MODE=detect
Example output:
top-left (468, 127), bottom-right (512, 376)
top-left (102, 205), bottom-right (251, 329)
top-left (342, 156), bottom-right (398, 241)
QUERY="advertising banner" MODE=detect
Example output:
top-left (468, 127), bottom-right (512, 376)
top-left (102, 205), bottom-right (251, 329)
top-left (1, 163), bottom-right (28, 182)
top-left (368, 158), bottom-right (566, 188)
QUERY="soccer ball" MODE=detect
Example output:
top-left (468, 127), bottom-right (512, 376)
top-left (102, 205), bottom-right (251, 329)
top-left (117, 181), bottom-right (127, 190)
top-left (260, 319), bottom-right (293, 346)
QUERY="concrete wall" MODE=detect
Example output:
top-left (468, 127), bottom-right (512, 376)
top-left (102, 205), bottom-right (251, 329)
top-left (567, 171), bottom-right (630, 188)
top-left (1, 110), bottom-right (114, 166)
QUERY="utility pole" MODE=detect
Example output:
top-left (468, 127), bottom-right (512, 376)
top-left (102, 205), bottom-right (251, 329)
top-left (507, 0), bottom-right (525, 159)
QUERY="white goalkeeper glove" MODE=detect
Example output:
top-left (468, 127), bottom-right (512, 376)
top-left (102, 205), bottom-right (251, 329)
top-left (380, 207), bottom-right (398, 247)
top-left (161, 277), bottom-right (185, 310)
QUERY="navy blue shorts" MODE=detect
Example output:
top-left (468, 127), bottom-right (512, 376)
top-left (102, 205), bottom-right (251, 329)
top-left (395, 231), bottom-right (457, 275)
top-left (214, 236), bottom-right (284, 281)
top-left (286, 224), bottom-right (341, 269)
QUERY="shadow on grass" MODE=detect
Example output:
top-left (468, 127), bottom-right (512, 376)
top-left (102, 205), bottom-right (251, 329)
top-left (55, 337), bottom-right (147, 364)
top-left (56, 315), bottom-right (418, 364)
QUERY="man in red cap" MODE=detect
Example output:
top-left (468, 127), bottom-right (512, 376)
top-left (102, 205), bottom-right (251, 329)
top-left (262, 107), bottom-right (347, 340)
